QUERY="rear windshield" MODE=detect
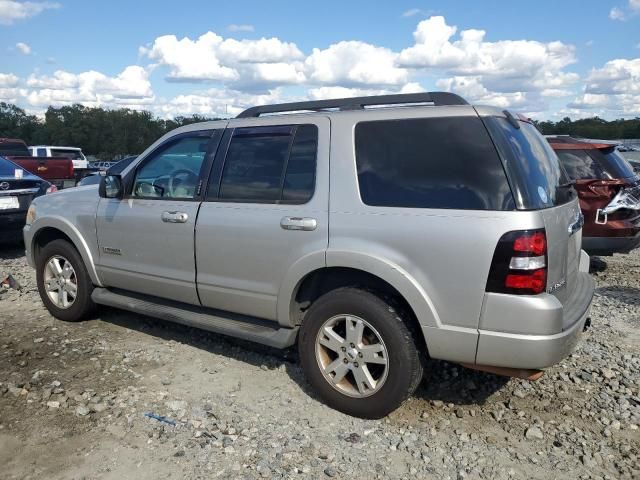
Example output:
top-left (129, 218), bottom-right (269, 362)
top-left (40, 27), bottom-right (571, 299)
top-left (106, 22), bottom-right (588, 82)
top-left (51, 148), bottom-right (84, 160)
top-left (0, 156), bottom-right (23, 176)
top-left (0, 142), bottom-right (30, 156)
top-left (598, 147), bottom-right (636, 179)
top-left (555, 149), bottom-right (607, 180)
top-left (354, 116), bottom-right (515, 210)
top-left (484, 118), bottom-right (575, 209)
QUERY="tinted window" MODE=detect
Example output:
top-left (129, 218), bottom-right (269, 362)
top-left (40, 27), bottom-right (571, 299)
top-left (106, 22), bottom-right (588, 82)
top-left (50, 148), bottom-right (84, 160)
top-left (556, 150), bottom-right (606, 180)
top-left (596, 147), bottom-right (636, 179)
top-left (0, 142), bottom-right (29, 156)
top-left (484, 118), bottom-right (574, 209)
top-left (0, 156), bottom-right (23, 175)
top-left (37, 148), bottom-right (47, 157)
top-left (218, 124), bottom-right (317, 203)
top-left (133, 133), bottom-right (211, 199)
top-left (354, 117), bottom-right (514, 210)
top-left (282, 125), bottom-right (317, 203)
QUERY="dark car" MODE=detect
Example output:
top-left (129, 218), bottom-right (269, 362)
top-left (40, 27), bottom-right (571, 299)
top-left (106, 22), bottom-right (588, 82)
top-left (0, 155), bottom-right (57, 242)
top-left (548, 137), bottom-right (640, 256)
top-left (77, 156), bottom-right (137, 186)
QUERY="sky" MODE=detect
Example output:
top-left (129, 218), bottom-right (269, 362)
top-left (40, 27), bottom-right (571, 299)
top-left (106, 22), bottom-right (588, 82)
top-left (1, 0), bottom-right (639, 120)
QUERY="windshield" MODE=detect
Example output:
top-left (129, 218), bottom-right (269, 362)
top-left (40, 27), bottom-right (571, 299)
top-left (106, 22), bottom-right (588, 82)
top-left (0, 142), bottom-right (30, 157)
top-left (0, 156), bottom-right (25, 176)
top-left (484, 117), bottom-right (575, 209)
top-left (596, 147), bottom-right (637, 179)
top-left (51, 148), bottom-right (85, 160)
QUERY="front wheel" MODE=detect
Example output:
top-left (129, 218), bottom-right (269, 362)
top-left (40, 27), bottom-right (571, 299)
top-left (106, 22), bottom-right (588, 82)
top-left (36, 239), bottom-right (96, 322)
top-left (298, 287), bottom-right (424, 418)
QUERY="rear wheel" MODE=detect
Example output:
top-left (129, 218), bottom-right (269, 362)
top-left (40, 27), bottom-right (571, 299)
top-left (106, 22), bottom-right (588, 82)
top-left (298, 287), bottom-right (424, 418)
top-left (36, 239), bottom-right (95, 322)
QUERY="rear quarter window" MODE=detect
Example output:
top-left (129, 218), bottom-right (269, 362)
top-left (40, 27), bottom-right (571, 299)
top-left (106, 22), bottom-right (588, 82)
top-left (555, 150), bottom-right (606, 180)
top-left (354, 116), bottom-right (515, 210)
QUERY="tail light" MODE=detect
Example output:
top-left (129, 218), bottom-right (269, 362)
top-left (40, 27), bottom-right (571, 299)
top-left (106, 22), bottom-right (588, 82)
top-left (69, 162), bottom-right (75, 178)
top-left (486, 229), bottom-right (547, 295)
top-left (45, 184), bottom-right (58, 194)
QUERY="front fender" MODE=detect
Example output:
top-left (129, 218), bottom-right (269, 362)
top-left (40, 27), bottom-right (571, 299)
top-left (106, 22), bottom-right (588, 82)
top-left (26, 216), bottom-right (102, 286)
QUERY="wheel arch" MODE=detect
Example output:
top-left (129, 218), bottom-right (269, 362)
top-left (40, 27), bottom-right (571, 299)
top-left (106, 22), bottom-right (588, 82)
top-left (30, 217), bottom-right (102, 286)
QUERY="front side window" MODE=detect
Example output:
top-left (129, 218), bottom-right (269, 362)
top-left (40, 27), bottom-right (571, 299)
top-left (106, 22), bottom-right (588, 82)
top-left (355, 117), bottom-right (514, 210)
top-left (217, 124), bottom-right (318, 203)
top-left (133, 133), bottom-right (212, 199)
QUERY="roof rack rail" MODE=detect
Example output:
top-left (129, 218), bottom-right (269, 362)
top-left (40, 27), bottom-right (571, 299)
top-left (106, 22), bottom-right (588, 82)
top-left (236, 92), bottom-right (468, 118)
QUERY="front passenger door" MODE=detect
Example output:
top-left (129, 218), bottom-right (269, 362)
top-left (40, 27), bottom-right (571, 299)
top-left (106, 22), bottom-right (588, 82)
top-left (95, 129), bottom-right (223, 305)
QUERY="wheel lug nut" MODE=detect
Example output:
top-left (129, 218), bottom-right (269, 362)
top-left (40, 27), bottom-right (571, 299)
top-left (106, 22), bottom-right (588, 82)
top-left (354, 362), bottom-right (359, 368)
top-left (341, 346), bottom-right (346, 352)
top-left (350, 343), bottom-right (355, 348)
top-left (343, 358), bottom-right (348, 364)
top-left (358, 352), bottom-right (363, 358)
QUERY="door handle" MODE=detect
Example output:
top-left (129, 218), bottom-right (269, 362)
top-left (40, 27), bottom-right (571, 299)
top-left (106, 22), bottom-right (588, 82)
top-left (280, 216), bottom-right (317, 231)
top-left (161, 211), bottom-right (189, 223)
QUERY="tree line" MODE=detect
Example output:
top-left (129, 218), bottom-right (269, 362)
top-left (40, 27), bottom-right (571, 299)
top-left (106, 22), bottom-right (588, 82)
top-left (1, 102), bottom-right (639, 160)
top-left (534, 116), bottom-right (640, 140)
top-left (0, 102), bottom-right (217, 160)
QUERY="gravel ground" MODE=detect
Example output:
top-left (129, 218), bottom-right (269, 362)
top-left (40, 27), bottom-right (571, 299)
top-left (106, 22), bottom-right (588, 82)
top-left (0, 245), bottom-right (638, 480)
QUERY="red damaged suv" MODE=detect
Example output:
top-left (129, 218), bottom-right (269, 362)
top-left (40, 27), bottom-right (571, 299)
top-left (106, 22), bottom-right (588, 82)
top-left (548, 137), bottom-right (640, 256)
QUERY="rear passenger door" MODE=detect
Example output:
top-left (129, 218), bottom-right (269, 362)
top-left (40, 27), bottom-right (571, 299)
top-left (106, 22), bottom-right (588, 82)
top-left (195, 117), bottom-right (329, 322)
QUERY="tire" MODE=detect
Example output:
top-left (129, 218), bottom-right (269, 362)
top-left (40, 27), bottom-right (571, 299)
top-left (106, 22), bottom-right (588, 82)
top-left (36, 239), bottom-right (96, 322)
top-left (298, 287), bottom-right (424, 418)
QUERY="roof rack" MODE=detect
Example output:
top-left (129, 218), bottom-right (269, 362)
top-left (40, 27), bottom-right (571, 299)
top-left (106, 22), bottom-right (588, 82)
top-left (236, 92), bottom-right (469, 118)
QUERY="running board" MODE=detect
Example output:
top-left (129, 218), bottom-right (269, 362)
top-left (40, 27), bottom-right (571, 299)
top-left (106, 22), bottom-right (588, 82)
top-left (91, 287), bottom-right (298, 349)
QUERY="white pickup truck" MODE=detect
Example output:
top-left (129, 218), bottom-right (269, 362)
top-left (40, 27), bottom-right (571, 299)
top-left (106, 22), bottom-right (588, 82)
top-left (29, 145), bottom-right (89, 171)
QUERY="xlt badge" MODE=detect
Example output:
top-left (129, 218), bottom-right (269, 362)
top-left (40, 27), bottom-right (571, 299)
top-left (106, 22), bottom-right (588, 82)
top-left (102, 247), bottom-right (122, 255)
top-left (547, 279), bottom-right (566, 294)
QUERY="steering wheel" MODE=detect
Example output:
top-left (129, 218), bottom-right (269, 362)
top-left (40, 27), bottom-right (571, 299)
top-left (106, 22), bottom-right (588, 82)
top-left (168, 169), bottom-right (198, 197)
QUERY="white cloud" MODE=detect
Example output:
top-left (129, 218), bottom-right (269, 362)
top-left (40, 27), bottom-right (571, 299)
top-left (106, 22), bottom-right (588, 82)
top-left (0, 72), bottom-right (19, 87)
top-left (402, 8), bottom-right (421, 17)
top-left (139, 32), bottom-right (304, 86)
top-left (609, 7), bottom-right (626, 20)
top-left (305, 41), bottom-right (409, 87)
top-left (0, 0), bottom-right (60, 25)
top-left (15, 42), bottom-right (31, 55)
top-left (24, 66), bottom-right (154, 108)
top-left (157, 87), bottom-right (285, 118)
top-left (228, 24), bottom-right (254, 32)
top-left (398, 16), bottom-right (578, 111)
top-left (0, 73), bottom-right (20, 103)
top-left (631, 0), bottom-right (640, 10)
top-left (569, 58), bottom-right (640, 116)
top-left (307, 82), bottom-right (423, 100)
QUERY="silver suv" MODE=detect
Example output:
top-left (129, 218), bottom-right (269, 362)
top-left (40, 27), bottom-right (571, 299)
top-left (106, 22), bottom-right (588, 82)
top-left (23, 93), bottom-right (595, 418)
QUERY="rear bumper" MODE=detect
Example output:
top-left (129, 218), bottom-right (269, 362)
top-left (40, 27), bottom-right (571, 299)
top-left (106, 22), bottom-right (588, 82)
top-left (475, 272), bottom-right (595, 369)
top-left (583, 232), bottom-right (640, 256)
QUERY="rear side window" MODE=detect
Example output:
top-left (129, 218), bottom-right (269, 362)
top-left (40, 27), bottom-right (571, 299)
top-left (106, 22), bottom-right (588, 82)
top-left (556, 150), bottom-right (606, 180)
top-left (51, 148), bottom-right (84, 160)
top-left (354, 117), bottom-right (514, 210)
top-left (218, 124), bottom-right (317, 203)
top-left (484, 118), bottom-right (574, 209)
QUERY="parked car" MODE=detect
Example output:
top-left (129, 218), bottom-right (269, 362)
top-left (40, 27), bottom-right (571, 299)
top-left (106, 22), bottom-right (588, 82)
top-left (24, 93), bottom-right (594, 418)
top-left (89, 161), bottom-right (118, 170)
top-left (0, 155), bottom-right (56, 242)
top-left (29, 145), bottom-right (89, 171)
top-left (548, 136), bottom-right (640, 256)
top-left (77, 157), bottom-right (137, 186)
top-left (0, 138), bottom-right (75, 189)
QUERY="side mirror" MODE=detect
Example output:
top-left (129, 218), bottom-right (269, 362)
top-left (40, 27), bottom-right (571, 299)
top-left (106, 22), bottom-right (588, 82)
top-left (99, 175), bottom-right (124, 199)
